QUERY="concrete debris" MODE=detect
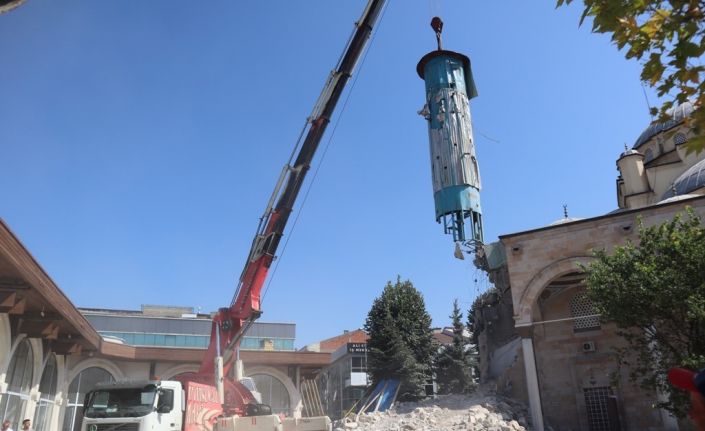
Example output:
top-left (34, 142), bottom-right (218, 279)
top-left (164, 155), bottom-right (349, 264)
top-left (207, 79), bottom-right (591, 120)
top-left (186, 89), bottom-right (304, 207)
top-left (333, 388), bottom-right (531, 431)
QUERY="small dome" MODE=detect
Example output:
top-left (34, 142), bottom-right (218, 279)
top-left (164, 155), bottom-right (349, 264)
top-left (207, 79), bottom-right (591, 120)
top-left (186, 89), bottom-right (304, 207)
top-left (633, 101), bottom-right (694, 149)
top-left (617, 149), bottom-right (644, 162)
top-left (549, 216), bottom-right (584, 226)
top-left (621, 149), bottom-right (641, 156)
top-left (661, 158), bottom-right (705, 199)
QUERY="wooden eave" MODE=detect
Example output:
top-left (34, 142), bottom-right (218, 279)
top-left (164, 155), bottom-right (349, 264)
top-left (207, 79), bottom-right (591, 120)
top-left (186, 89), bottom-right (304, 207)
top-left (0, 219), bottom-right (333, 368)
top-left (0, 219), bottom-right (101, 349)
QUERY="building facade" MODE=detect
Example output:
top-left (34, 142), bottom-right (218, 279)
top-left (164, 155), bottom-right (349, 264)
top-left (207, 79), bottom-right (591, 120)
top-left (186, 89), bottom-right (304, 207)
top-left (0, 221), bottom-right (331, 431)
top-left (300, 330), bottom-right (369, 420)
top-left (617, 101), bottom-right (705, 210)
top-left (314, 342), bottom-right (369, 420)
top-left (474, 103), bottom-right (705, 431)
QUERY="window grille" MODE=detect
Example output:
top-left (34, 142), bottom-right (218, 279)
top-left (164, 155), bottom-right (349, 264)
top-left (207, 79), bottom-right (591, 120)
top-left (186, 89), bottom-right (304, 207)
top-left (584, 387), bottom-right (620, 431)
top-left (674, 132), bottom-right (687, 146)
top-left (570, 293), bottom-right (600, 331)
top-left (643, 148), bottom-right (654, 163)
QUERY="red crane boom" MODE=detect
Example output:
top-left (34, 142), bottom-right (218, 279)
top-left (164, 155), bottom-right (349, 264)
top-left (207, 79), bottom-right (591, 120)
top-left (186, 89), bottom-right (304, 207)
top-left (188, 0), bottom-right (387, 415)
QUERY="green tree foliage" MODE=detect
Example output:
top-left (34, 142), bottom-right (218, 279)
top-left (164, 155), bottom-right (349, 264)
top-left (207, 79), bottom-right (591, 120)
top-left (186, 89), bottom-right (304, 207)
top-left (557, 0), bottom-right (705, 153)
top-left (582, 208), bottom-right (705, 415)
top-left (435, 299), bottom-right (478, 394)
top-left (364, 277), bottom-right (435, 401)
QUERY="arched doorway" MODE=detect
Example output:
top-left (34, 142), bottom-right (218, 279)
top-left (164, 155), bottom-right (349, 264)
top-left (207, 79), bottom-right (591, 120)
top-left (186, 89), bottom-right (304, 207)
top-left (33, 355), bottom-right (58, 431)
top-left (0, 339), bottom-right (34, 430)
top-left (62, 367), bottom-right (115, 431)
top-left (250, 373), bottom-right (290, 415)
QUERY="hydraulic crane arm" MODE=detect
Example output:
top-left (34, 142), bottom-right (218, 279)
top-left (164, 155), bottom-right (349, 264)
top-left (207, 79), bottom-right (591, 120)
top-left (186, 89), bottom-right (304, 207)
top-left (197, 1), bottom-right (387, 408)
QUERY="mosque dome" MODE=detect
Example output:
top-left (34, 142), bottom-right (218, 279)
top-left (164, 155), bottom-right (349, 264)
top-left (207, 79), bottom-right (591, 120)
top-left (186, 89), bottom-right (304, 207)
top-left (659, 194), bottom-right (701, 204)
top-left (617, 148), bottom-right (643, 161)
top-left (661, 158), bottom-right (705, 200)
top-left (549, 216), bottom-right (584, 226)
top-left (548, 205), bottom-right (583, 226)
top-left (633, 101), bottom-right (694, 149)
top-left (620, 149), bottom-right (642, 157)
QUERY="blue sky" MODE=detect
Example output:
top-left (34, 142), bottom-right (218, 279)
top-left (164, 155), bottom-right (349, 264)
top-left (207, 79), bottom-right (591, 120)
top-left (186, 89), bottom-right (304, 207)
top-left (0, 1), bottom-right (658, 348)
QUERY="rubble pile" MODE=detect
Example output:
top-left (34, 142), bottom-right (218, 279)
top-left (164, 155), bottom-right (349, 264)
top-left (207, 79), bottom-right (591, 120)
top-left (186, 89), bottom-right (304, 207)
top-left (334, 390), bottom-right (531, 431)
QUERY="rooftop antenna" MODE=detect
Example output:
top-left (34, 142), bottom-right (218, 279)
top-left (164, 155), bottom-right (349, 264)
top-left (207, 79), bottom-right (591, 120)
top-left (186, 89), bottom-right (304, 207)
top-left (431, 16), bottom-right (443, 50)
top-left (640, 82), bottom-right (655, 120)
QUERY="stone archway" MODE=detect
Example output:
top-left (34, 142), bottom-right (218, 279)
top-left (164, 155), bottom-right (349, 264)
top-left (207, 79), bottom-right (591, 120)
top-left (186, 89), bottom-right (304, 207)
top-left (65, 358), bottom-right (124, 385)
top-left (245, 366), bottom-right (302, 418)
top-left (33, 353), bottom-right (59, 431)
top-left (160, 364), bottom-right (199, 380)
top-left (0, 314), bottom-right (11, 383)
top-left (61, 360), bottom-right (122, 431)
top-left (0, 336), bottom-right (37, 430)
top-left (515, 256), bottom-right (594, 326)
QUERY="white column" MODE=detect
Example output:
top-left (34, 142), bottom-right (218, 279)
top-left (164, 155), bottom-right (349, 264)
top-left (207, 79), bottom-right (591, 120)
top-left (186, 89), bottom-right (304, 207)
top-left (234, 359), bottom-right (244, 381)
top-left (25, 386), bottom-right (39, 426)
top-left (48, 395), bottom-right (63, 431)
top-left (0, 313), bottom-right (11, 384)
top-left (295, 366), bottom-right (301, 390)
top-left (521, 336), bottom-right (545, 431)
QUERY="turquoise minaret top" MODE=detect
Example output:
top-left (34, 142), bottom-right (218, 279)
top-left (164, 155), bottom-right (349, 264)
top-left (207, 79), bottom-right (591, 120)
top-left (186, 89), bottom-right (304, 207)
top-left (417, 17), bottom-right (483, 244)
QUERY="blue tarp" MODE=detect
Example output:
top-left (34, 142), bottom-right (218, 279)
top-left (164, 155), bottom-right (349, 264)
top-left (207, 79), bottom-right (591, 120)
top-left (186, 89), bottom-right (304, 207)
top-left (357, 379), bottom-right (400, 414)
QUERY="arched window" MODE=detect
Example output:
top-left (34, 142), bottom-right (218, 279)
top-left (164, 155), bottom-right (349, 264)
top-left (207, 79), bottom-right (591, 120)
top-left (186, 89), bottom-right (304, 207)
top-left (62, 367), bottom-right (114, 431)
top-left (0, 339), bottom-right (34, 430)
top-left (33, 355), bottom-right (58, 431)
top-left (250, 374), bottom-right (290, 415)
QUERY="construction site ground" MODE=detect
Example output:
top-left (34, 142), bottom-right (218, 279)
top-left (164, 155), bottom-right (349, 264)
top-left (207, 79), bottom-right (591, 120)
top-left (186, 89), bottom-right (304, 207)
top-left (333, 387), bottom-right (531, 431)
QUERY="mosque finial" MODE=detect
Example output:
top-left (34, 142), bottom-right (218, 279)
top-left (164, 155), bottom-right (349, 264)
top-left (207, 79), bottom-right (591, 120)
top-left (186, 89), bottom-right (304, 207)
top-left (563, 204), bottom-right (568, 219)
top-left (671, 182), bottom-right (677, 196)
top-left (624, 143), bottom-right (628, 152)
top-left (431, 17), bottom-right (443, 51)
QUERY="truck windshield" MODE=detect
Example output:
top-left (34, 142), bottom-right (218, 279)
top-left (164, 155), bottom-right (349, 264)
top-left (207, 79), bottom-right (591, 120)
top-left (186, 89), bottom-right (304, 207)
top-left (85, 384), bottom-right (157, 418)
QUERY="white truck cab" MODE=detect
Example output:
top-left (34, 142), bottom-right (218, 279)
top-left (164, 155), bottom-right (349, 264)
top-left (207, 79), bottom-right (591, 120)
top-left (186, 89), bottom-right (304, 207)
top-left (82, 380), bottom-right (184, 431)
top-left (81, 379), bottom-right (329, 431)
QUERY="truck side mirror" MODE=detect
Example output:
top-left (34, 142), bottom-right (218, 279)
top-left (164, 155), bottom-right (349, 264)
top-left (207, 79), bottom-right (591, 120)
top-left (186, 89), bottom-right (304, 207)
top-left (157, 389), bottom-right (174, 414)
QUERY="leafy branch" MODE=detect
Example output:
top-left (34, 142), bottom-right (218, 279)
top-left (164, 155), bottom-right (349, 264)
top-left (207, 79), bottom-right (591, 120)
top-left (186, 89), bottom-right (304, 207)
top-left (558, 0), bottom-right (705, 153)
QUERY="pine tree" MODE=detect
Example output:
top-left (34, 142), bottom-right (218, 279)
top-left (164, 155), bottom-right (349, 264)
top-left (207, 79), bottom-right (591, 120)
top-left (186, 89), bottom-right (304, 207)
top-left (465, 304), bottom-right (479, 377)
top-left (364, 277), bottom-right (435, 401)
top-left (435, 299), bottom-right (478, 394)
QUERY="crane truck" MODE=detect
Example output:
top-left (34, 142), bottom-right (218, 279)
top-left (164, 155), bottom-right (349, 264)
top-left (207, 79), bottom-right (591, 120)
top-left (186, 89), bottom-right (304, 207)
top-left (79, 1), bottom-right (386, 431)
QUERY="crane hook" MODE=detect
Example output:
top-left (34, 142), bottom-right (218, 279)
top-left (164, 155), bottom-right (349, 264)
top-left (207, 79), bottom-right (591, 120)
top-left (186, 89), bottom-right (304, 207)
top-left (431, 16), bottom-right (443, 50)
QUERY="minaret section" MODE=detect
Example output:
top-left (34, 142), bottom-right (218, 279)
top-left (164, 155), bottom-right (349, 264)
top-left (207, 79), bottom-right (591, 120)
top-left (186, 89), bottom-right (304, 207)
top-left (417, 18), bottom-right (482, 244)
top-left (617, 148), bottom-right (651, 208)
